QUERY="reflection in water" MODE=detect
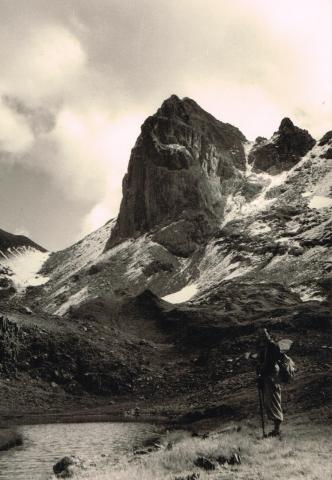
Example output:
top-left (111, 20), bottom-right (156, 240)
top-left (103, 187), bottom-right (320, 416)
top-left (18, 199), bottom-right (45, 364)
top-left (0, 422), bottom-right (159, 480)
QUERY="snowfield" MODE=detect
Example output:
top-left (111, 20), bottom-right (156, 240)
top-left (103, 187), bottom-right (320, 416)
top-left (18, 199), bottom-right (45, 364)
top-left (162, 283), bottom-right (198, 303)
top-left (308, 195), bottom-right (332, 209)
top-left (0, 247), bottom-right (50, 292)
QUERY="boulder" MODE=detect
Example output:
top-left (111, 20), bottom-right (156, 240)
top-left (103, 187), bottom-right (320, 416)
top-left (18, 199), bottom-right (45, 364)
top-left (194, 457), bottom-right (216, 470)
top-left (88, 263), bottom-right (103, 275)
top-left (53, 456), bottom-right (83, 478)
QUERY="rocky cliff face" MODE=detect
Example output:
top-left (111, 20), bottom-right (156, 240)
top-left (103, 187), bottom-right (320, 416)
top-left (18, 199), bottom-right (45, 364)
top-left (248, 117), bottom-right (315, 174)
top-left (107, 95), bottom-right (247, 255)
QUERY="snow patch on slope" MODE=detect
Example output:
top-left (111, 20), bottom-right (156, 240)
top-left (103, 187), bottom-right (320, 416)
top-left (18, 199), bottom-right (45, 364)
top-left (162, 283), bottom-right (198, 303)
top-left (291, 285), bottom-right (326, 303)
top-left (244, 141), bottom-right (254, 177)
top-left (0, 247), bottom-right (49, 292)
top-left (309, 196), bottom-right (332, 209)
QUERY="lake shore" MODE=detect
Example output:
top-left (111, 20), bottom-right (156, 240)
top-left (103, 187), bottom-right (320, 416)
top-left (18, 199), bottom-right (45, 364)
top-left (0, 428), bottom-right (23, 452)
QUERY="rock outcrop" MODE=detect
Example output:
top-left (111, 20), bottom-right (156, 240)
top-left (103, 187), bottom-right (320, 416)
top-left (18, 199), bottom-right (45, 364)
top-left (106, 95), bottom-right (247, 255)
top-left (248, 117), bottom-right (315, 174)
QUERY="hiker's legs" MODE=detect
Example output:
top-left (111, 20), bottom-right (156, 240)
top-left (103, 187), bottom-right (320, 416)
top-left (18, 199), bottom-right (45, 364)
top-left (274, 419), bottom-right (281, 433)
top-left (264, 379), bottom-right (283, 434)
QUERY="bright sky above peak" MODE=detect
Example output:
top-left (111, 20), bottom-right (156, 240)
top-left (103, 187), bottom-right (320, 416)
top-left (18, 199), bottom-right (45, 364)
top-left (0, 0), bottom-right (331, 251)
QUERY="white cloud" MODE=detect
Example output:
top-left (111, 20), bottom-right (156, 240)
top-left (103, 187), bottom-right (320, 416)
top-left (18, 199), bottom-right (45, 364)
top-left (0, 100), bottom-right (34, 153)
top-left (82, 203), bottom-right (111, 234)
top-left (77, 111), bottom-right (145, 235)
top-left (51, 108), bottom-right (143, 205)
top-left (185, 80), bottom-right (284, 140)
top-left (0, 0), bottom-right (331, 250)
top-left (1, 25), bottom-right (86, 101)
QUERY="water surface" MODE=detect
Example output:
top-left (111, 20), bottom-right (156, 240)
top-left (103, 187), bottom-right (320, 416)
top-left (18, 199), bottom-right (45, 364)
top-left (0, 422), bottom-right (159, 480)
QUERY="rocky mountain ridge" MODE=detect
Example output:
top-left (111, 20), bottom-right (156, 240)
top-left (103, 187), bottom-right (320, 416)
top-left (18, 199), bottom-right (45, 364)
top-left (248, 117), bottom-right (315, 174)
top-left (0, 228), bottom-right (45, 254)
top-left (0, 96), bottom-right (331, 417)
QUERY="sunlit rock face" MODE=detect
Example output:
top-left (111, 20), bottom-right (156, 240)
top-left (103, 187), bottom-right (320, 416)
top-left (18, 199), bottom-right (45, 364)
top-left (248, 117), bottom-right (316, 175)
top-left (106, 95), bottom-right (247, 255)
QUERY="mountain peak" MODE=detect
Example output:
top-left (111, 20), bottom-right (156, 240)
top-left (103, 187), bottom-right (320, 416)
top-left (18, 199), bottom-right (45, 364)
top-left (279, 117), bottom-right (295, 132)
top-left (157, 95), bottom-right (210, 121)
top-left (106, 96), bottom-right (247, 253)
top-left (249, 118), bottom-right (315, 174)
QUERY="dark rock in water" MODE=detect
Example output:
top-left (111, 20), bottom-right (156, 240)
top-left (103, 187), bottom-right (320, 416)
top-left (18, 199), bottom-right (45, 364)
top-left (194, 456), bottom-right (216, 470)
top-left (106, 95), bottom-right (247, 254)
top-left (53, 456), bottom-right (82, 478)
top-left (53, 456), bottom-right (75, 474)
top-left (0, 429), bottom-right (23, 451)
top-left (249, 117), bottom-right (315, 174)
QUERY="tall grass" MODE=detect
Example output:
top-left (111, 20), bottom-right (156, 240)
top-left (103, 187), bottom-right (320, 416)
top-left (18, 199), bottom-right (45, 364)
top-left (73, 419), bottom-right (332, 480)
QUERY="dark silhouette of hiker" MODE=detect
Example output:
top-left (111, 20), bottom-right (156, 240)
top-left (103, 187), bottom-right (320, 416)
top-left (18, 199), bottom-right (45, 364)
top-left (256, 328), bottom-right (283, 437)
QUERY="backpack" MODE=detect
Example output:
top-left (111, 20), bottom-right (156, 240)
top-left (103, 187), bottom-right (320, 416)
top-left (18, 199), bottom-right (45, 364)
top-left (277, 353), bottom-right (296, 384)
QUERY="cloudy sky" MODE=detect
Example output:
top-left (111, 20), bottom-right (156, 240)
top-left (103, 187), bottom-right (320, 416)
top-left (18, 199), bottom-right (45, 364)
top-left (0, 0), bottom-right (331, 251)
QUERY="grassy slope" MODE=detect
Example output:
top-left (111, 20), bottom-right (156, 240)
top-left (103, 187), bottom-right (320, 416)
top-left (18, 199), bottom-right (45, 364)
top-left (76, 417), bottom-right (332, 480)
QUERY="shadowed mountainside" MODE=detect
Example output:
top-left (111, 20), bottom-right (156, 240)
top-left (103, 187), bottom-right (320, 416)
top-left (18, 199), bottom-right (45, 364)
top-left (0, 228), bottom-right (46, 254)
top-left (0, 96), bottom-right (331, 420)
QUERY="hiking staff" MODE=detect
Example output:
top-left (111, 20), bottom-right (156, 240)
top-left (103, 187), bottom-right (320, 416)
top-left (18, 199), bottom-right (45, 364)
top-left (257, 378), bottom-right (266, 438)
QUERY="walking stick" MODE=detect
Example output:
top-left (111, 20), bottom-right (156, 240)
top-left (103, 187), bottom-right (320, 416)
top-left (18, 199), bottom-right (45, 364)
top-left (257, 380), bottom-right (266, 438)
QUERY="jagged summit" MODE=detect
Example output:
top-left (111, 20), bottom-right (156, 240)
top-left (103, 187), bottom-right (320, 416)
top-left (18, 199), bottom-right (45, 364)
top-left (279, 117), bottom-right (295, 131)
top-left (249, 117), bottom-right (315, 174)
top-left (106, 96), bottom-right (247, 254)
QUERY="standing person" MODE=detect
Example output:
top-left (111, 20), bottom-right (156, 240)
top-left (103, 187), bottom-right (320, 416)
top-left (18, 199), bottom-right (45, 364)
top-left (256, 328), bottom-right (283, 437)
